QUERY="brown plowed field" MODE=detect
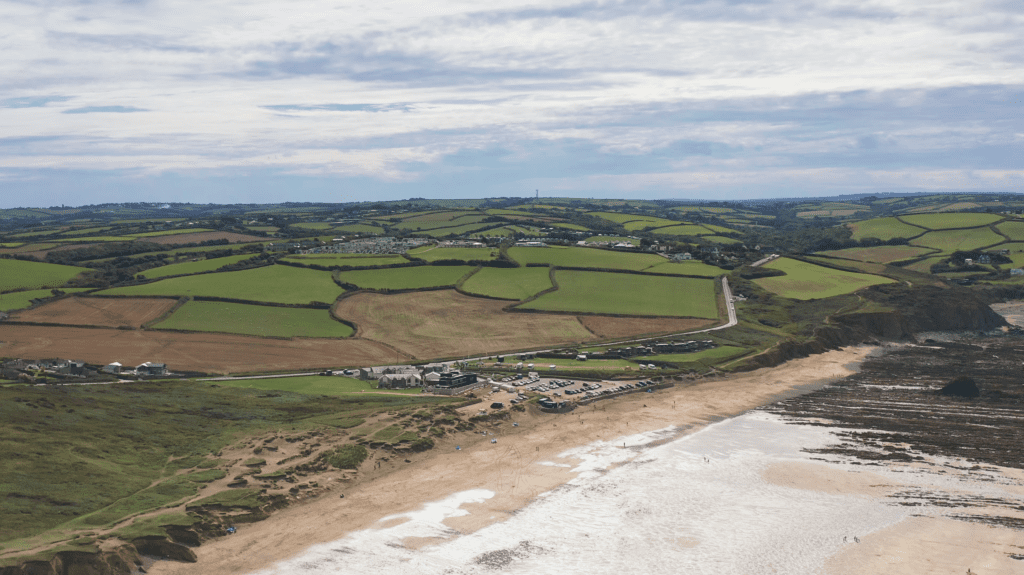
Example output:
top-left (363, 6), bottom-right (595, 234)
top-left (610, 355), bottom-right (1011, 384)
top-left (578, 316), bottom-right (715, 339)
top-left (333, 290), bottom-right (710, 360)
top-left (0, 325), bottom-right (401, 374)
top-left (149, 232), bottom-right (265, 245)
top-left (12, 297), bottom-right (177, 328)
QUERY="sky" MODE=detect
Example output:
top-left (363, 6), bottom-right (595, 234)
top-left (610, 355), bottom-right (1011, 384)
top-left (1, 0), bottom-right (1022, 207)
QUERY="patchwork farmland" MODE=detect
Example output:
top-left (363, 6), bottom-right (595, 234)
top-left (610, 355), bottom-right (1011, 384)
top-left (460, 266), bottom-right (554, 300)
top-left (753, 257), bottom-right (894, 300)
top-left (152, 301), bottom-right (355, 338)
top-left (98, 264), bottom-right (343, 305)
top-left (0, 259), bottom-right (89, 292)
top-left (12, 297), bottom-right (178, 329)
top-left (518, 271), bottom-right (719, 318)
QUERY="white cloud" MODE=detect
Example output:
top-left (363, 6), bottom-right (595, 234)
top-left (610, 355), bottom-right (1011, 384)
top-left (0, 0), bottom-right (1021, 197)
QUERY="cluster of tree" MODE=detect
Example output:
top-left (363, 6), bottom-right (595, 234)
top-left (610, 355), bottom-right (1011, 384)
top-left (44, 241), bottom-right (165, 265)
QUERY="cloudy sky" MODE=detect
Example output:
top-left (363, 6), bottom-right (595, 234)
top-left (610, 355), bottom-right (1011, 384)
top-left (1, 0), bottom-right (1022, 207)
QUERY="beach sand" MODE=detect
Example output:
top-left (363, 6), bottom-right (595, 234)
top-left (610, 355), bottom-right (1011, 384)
top-left (146, 346), bottom-right (1020, 575)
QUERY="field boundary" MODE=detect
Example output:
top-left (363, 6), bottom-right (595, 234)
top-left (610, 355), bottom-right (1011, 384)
top-left (893, 214), bottom-right (1006, 232)
top-left (142, 296), bottom-right (190, 329)
top-left (131, 259), bottom-right (273, 283)
top-left (505, 268), bottom-right (721, 320)
top-left (80, 293), bottom-right (333, 309)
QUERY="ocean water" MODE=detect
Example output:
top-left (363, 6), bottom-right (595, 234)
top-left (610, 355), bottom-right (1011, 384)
top-left (248, 412), bottom-right (923, 575)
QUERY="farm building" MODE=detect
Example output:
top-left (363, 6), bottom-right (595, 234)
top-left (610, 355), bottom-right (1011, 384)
top-left (103, 362), bottom-right (123, 374)
top-left (377, 373), bottom-right (422, 389)
top-left (136, 362), bottom-right (168, 376)
top-left (57, 360), bottom-right (87, 375)
top-left (359, 365), bottom-right (418, 380)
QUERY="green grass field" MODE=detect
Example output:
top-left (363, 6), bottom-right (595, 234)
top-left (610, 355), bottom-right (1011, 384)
top-left (291, 222), bottom-right (333, 230)
top-left (904, 256), bottom-right (945, 273)
top-left (507, 246), bottom-right (666, 270)
top-left (997, 243), bottom-right (1024, 267)
top-left (98, 264), bottom-right (343, 305)
top-left (651, 224), bottom-right (714, 236)
top-left (0, 288), bottom-right (91, 312)
top-left (642, 346), bottom-right (749, 364)
top-left (393, 214), bottom-right (489, 231)
top-left (817, 245), bottom-right (935, 264)
top-left (552, 223), bottom-right (591, 231)
top-left (641, 261), bottom-right (722, 277)
top-left (910, 228), bottom-right (1004, 253)
top-left (585, 236), bottom-right (638, 245)
top-left (153, 301), bottom-right (354, 337)
top-left (0, 259), bottom-right (89, 292)
top-left (519, 270), bottom-right (719, 317)
top-left (407, 246), bottom-right (498, 262)
top-left (131, 228), bottom-right (215, 238)
top-left (61, 226), bottom-right (113, 236)
top-left (900, 213), bottom-right (1002, 230)
top-left (700, 224), bottom-right (738, 234)
top-left (847, 217), bottom-right (926, 241)
top-left (622, 217), bottom-right (682, 231)
top-left (753, 257), bottom-right (894, 300)
top-left (701, 235), bottom-right (743, 244)
top-left (53, 236), bottom-right (134, 242)
top-left (213, 375), bottom-right (422, 396)
top-left (137, 253), bottom-right (259, 279)
top-left (995, 221), bottom-right (1024, 241)
top-left (526, 357), bottom-right (637, 369)
top-left (336, 265), bottom-right (475, 290)
top-left (334, 224), bottom-right (385, 235)
top-left (420, 223), bottom-right (497, 237)
top-left (282, 254), bottom-right (407, 267)
top-left (460, 267), bottom-right (553, 300)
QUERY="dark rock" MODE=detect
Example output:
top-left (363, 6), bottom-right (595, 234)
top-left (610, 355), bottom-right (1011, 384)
top-left (940, 376), bottom-right (980, 398)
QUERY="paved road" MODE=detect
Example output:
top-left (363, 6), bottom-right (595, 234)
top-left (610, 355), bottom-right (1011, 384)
top-left (750, 254), bottom-right (779, 267)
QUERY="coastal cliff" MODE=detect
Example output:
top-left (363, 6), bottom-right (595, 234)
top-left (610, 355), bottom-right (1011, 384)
top-left (737, 284), bottom-right (1008, 370)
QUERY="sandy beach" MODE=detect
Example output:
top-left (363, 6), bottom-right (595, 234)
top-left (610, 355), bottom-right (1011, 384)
top-left (148, 345), bottom-right (1024, 574)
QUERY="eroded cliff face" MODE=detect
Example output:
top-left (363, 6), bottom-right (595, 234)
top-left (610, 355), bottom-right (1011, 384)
top-left (0, 546), bottom-right (142, 575)
top-left (0, 534), bottom-right (202, 575)
top-left (738, 285), bottom-right (1008, 371)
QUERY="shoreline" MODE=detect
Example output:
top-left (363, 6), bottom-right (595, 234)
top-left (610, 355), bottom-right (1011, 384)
top-left (149, 345), bottom-right (876, 575)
